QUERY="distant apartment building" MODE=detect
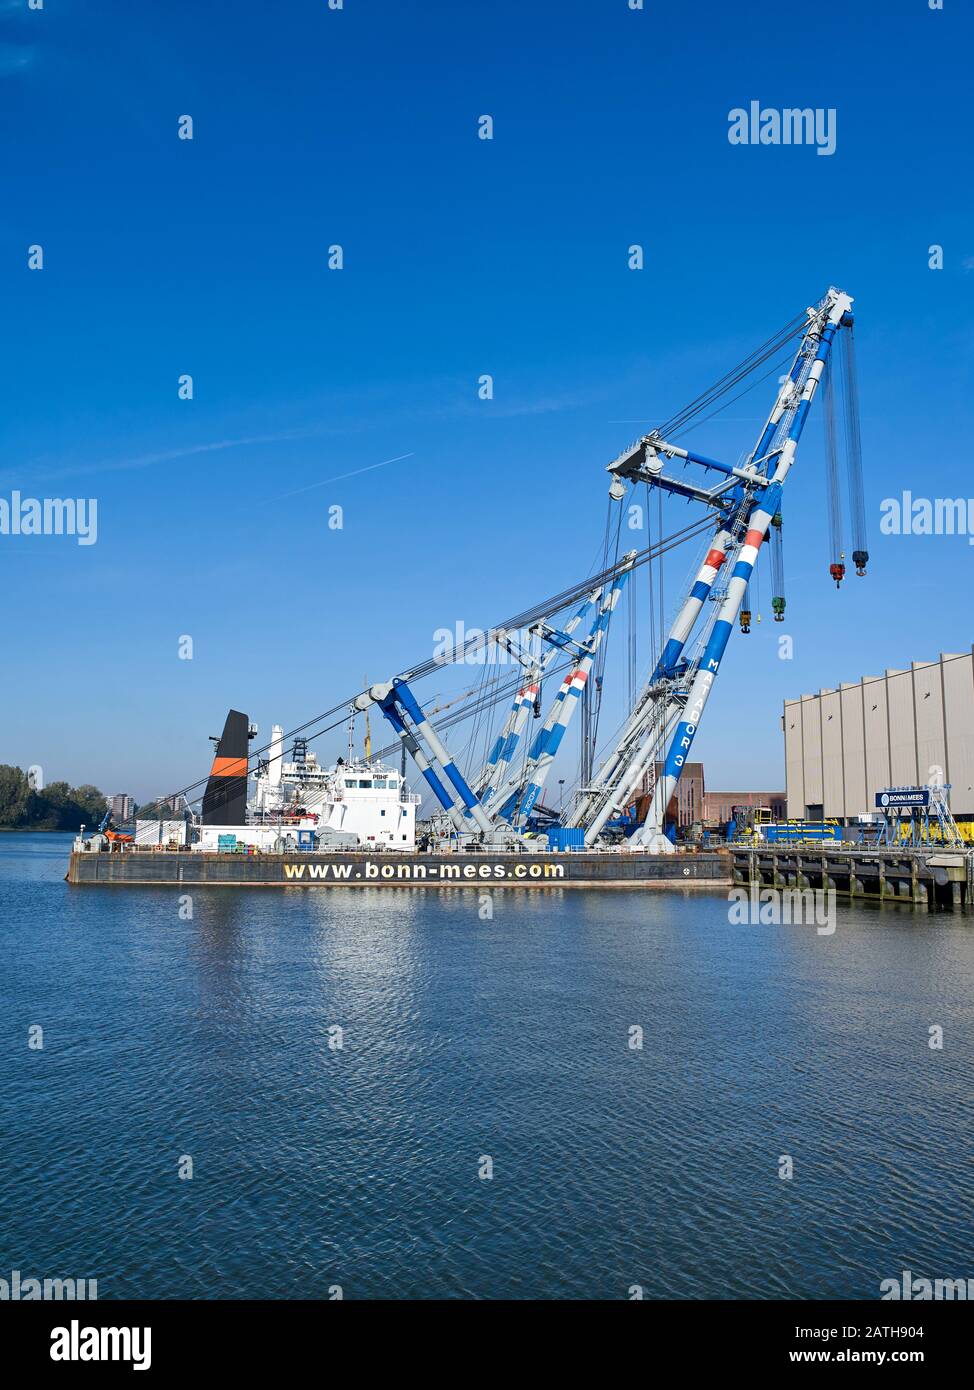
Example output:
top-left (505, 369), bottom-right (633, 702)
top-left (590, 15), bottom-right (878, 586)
top-left (783, 649), bottom-right (974, 821)
top-left (109, 793), bottom-right (133, 822)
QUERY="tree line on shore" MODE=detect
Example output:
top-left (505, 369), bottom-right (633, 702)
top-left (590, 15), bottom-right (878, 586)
top-left (0, 765), bottom-right (108, 831)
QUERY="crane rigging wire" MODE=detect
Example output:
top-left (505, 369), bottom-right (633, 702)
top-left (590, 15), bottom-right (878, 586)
top-left (657, 312), bottom-right (807, 439)
top-left (138, 513), bottom-right (717, 817)
top-left (839, 324), bottom-right (868, 574)
top-left (674, 350), bottom-right (798, 441)
top-left (769, 510), bottom-right (785, 622)
top-left (823, 356), bottom-right (845, 586)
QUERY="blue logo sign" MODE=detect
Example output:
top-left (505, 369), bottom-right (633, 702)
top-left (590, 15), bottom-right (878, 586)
top-left (877, 789), bottom-right (930, 809)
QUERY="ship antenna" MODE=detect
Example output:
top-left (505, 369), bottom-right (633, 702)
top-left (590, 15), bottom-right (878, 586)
top-left (363, 674), bottom-right (372, 763)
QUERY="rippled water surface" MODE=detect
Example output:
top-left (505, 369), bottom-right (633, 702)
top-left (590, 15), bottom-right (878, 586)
top-left (2, 832), bottom-right (973, 1299)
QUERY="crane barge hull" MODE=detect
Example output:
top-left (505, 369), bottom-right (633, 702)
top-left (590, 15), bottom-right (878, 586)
top-left (66, 849), bottom-right (731, 888)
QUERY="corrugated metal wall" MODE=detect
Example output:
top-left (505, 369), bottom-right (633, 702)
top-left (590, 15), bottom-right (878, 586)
top-left (784, 650), bottom-right (974, 819)
top-left (839, 682), bottom-right (867, 817)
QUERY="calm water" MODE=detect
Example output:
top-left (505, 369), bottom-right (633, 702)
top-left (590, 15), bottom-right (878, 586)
top-left (1, 832), bottom-right (973, 1300)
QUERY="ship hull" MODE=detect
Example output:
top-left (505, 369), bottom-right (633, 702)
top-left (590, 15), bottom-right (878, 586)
top-left (67, 849), bottom-right (731, 888)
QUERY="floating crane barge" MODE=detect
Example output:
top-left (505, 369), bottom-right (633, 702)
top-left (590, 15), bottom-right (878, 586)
top-left (69, 289), bottom-right (869, 891)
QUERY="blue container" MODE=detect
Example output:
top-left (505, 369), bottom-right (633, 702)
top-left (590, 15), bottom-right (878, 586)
top-left (546, 827), bottom-right (584, 852)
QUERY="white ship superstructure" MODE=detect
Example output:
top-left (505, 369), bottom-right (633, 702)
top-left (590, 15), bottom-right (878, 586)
top-left (195, 724), bottom-right (420, 852)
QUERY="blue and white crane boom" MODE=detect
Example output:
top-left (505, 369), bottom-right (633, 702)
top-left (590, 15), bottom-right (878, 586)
top-left (474, 588), bottom-right (598, 805)
top-left (488, 554), bottom-right (634, 829)
top-left (616, 288), bottom-right (854, 851)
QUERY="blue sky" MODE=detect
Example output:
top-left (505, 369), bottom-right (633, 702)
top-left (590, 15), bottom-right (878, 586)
top-left (1, 0), bottom-right (972, 802)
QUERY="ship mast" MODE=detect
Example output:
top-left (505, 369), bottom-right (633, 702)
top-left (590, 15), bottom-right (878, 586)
top-left (363, 674), bottom-right (372, 762)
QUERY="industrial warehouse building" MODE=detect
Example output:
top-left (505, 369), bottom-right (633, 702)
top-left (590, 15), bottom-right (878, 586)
top-left (783, 650), bottom-right (974, 822)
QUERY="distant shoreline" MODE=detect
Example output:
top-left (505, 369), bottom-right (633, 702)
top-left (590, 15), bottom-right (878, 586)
top-left (0, 826), bottom-right (76, 834)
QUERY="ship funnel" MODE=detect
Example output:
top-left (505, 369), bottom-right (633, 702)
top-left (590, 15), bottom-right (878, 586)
top-left (201, 710), bottom-right (250, 826)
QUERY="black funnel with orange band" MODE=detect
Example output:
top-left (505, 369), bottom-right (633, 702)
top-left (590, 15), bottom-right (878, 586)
top-left (201, 710), bottom-right (250, 826)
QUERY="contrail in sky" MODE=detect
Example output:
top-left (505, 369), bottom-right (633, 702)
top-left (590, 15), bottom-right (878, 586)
top-left (276, 453), bottom-right (415, 499)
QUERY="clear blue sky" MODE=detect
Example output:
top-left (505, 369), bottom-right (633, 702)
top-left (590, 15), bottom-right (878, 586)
top-left (1, 0), bottom-right (972, 801)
